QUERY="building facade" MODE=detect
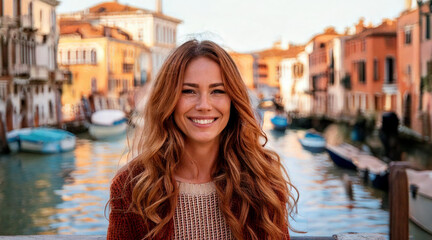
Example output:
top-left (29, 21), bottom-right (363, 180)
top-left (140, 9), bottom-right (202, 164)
top-left (59, 1), bottom-right (181, 75)
top-left (58, 20), bottom-right (152, 119)
top-left (344, 19), bottom-right (397, 121)
top-left (0, 0), bottom-right (64, 132)
top-left (308, 28), bottom-right (340, 116)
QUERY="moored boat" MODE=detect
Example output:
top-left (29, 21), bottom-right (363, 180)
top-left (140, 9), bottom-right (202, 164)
top-left (8, 128), bottom-right (76, 154)
top-left (270, 115), bottom-right (288, 131)
top-left (406, 169), bottom-right (432, 235)
top-left (352, 154), bottom-right (389, 191)
top-left (325, 143), bottom-right (361, 170)
top-left (89, 109), bottom-right (127, 140)
top-left (299, 132), bottom-right (326, 153)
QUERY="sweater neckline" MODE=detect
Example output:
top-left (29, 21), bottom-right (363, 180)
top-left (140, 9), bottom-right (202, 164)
top-left (177, 180), bottom-right (217, 195)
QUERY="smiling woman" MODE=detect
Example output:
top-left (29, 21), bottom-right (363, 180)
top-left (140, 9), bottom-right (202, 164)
top-left (107, 39), bottom-right (299, 240)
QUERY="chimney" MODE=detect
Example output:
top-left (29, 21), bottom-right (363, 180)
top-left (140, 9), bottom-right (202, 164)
top-left (156, 0), bottom-right (162, 13)
top-left (355, 18), bottom-right (365, 34)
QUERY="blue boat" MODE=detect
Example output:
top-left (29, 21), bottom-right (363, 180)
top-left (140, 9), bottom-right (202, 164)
top-left (325, 143), bottom-right (360, 170)
top-left (270, 115), bottom-right (288, 131)
top-left (7, 128), bottom-right (76, 154)
top-left (299, 132), bottom-right (326, 153)
top-left (353, 154), bottom-right (389, 191)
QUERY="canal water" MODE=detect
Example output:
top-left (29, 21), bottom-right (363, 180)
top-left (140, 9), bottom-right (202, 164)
top-left (0, 116), bottom-right (430, 238)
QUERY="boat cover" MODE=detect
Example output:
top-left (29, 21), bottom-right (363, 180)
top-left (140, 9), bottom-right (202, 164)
top-left (91, 109), bottom-right (126, 126)
top-left (406, 169), bottom-right (432, 199)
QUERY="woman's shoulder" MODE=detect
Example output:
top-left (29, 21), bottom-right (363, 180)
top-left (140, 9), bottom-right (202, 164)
top-left (110, 162), bottom-right (145, 197)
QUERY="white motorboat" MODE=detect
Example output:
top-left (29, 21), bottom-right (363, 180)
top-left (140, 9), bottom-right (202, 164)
top-left (89, 109), bottom-right (127, 140)
top-left (406, 169), bottom-right (432, 235)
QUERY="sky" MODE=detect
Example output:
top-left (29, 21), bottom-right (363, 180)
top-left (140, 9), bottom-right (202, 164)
top-left (57, 0), bottom-right (406, 53)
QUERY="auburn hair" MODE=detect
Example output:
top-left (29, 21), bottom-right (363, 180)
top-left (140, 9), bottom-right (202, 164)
top-left (122, 39), bottom-right (298, 239)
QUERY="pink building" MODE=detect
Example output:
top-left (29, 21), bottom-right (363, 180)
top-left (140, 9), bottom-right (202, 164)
top-left (344, 19), bottom-right (397, 119)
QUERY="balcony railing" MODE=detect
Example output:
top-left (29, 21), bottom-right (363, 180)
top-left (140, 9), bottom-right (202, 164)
top-left (0, 16), bottom-right (18, 27)
top-left (30, 65), bottom-right (49, 81)
top-left (53, 69), bottom-right (66, 82)
top-left (382, 83), bottom-right (398, 94)
top-left (20, 15), bottom-right (35, 31)
top-left (13, 64), bottom-right (30, 76)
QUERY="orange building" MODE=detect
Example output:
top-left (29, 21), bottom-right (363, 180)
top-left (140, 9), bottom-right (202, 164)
top-left (58, 20), bottom-right (152, 118)
top-left (254, 42), bottom-right (305, 95)
top-left (344, 19), bottom-right (397, 119)
top-left (397, 7), bottom-right (422, 134)
top-left (229, 52), bottom-right (254, 89)
top-left (308, 27), bottom-right (340, 116)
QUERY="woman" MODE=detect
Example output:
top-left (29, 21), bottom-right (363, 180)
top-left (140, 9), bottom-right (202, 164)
top-left (107, 39), bottom-right (298, 239)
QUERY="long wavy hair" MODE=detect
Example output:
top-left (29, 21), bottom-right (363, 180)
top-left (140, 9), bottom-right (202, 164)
top-left (123, 39), bottom-right (298, 239)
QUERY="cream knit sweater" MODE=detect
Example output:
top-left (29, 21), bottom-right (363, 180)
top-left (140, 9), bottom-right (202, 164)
top-left (173, 181), bottom-right (233, 240)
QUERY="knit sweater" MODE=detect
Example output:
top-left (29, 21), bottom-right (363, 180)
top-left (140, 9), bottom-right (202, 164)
top-left (107, 168), bottom-right (290, 239)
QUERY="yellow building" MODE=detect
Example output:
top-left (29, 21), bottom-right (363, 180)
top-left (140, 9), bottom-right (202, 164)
top-left (229, 52), bottom-right (254, 89)
top-left (255, 43), bottom-right (305, 89)
top-left (58, 20), bottom-right (152, 118)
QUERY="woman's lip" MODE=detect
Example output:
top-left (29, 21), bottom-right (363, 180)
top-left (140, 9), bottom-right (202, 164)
top-left (188, 117), bottom-right (218, 126)
top-left (187, 117), bottom-right (218, 119)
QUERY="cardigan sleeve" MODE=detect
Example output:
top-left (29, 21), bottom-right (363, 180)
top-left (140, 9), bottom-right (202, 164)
top-left (107, 170), bottom-right (147, 240)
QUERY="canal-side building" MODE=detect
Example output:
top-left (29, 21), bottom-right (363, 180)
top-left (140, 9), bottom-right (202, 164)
top-left (0, 0), bottom-right (65, 132)
top-left (253, 42), bottom-right (304, 98)
top-left (396, 6), bottom-right (423, 136)
top-left (229, 52), bottom-right (254, 89)
top-left (58, 20), bottom-right (152, 119)
top-left (308, 27), bottom-right (340, 116)
top-left (327, 35), bottom-right (349, 120)
top-left (344, 19), bottom-right (397, 121)
top-left (418, 1), bottom-right (432, 140)
top-left (58, 0), bottom-right (181, 76)
top-left (278, 45), bottom-right (311, 115)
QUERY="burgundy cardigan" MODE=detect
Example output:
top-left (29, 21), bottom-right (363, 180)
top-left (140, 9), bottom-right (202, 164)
top-left (107, 168), bottom-right (290, 240)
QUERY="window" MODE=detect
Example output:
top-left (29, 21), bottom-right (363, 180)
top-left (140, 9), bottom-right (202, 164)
top-left (91, 49), bottom-right (97, 64)
top-left (405, 28), bottom-right (412, 44)
top-left (357, 61), bottom-right (366, 84)
top-left (407, 65), bottom-right (412, 83)
top-left (374, 95), bottom-right (382, 111)
top-left (91, 77), bottom-right (97, 93)
top-left (138, 28), bottom-right (143, 41)
top-left (385, 57), bottom-right (395, 84)
top-left (426, 15), bottom-right (431, 40)
top-left (373, 59), bottom-right (379, 81)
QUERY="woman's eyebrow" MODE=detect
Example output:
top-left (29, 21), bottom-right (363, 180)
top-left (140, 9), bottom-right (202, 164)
top-left (182, 83), bottom-right (224, 88)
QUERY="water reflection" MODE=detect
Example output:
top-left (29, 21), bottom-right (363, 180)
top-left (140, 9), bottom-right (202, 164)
top-left (265, 129), bottom-right (388, 236)
top-left (51, 136), bottom-right (127, 235)
top-left (0, 151), bottom-right (75, 234)
top-left (0, 135), bottom-right (127, 235)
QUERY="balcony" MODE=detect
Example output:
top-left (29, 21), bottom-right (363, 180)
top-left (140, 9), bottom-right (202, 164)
top-left (13, 64), bottom-right (30, 76)
top-left (53, 69), bottom-right (66, 82)
top-left (382, 83), bottom-right (398, 94)
top-left (30, 66), bottom-right (49, 81)
top-left (0, 16), bottom-right (18, 28)
top-left (20, 15), bottom-right (36, 31)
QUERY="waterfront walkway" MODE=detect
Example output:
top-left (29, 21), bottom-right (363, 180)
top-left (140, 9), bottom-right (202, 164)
top-left (0, 233), bottom-right (386, 240)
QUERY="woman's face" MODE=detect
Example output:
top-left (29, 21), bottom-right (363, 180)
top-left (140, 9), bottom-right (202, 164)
top-left (174, 57), bottom-right (231, 146)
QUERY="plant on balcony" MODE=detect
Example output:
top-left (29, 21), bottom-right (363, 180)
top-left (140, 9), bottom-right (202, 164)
top-left (341, 74), bottom-right (351, 90)
top-left (422, 75), bottom-right (432, 93)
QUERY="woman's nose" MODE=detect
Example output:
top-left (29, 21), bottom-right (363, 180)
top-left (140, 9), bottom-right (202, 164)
top-left (195, 94), bottom-right (212, 111)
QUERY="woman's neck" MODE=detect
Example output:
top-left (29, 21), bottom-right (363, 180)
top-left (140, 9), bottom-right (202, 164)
top-left (175, 141), bottom-right (219, 184)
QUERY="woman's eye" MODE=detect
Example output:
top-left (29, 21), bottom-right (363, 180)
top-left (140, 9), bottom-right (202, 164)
top-left (182, 89), bottom-right (195, 94)
top-left (212, 89), bottom-right (226, 94)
